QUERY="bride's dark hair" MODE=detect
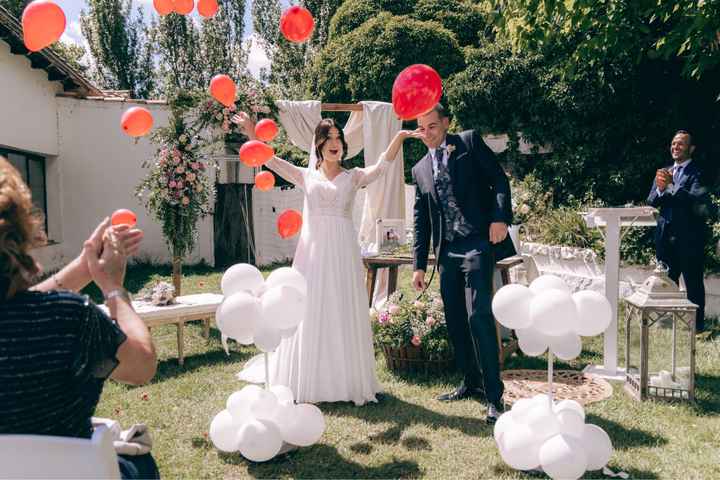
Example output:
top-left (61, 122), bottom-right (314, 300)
top-left (314, 118), bottom-right (348, 169)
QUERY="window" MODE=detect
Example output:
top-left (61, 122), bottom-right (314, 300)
top-left (0, 147), bottom-right (48, 232)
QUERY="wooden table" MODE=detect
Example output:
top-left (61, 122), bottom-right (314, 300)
top-left (100, 293), bottom-right (223, 366)
top-left (363, 254), bottom-right (524, 366)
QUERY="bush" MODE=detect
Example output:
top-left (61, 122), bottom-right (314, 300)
top-left (328, 0), bottom-right (415, 39)
top-left (411, 0), bottom-right (490, 47)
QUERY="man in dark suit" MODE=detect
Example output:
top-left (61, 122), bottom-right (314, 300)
top-left (411, 104), bottom-right (515, 423)
top-left (648, 130), bottom-right (713, 332)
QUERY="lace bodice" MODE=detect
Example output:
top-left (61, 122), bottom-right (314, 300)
top-left (266, 154), bottom-right (391, 219)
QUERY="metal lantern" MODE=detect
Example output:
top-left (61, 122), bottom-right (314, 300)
top-left (623, 266), bottom-right (697, 402)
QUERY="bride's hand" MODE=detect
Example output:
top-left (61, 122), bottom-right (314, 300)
top-left (398, 128), bottom-right (425, 141)
top-left (230, 112), bottom-right (256, 140)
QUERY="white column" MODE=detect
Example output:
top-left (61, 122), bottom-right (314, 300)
top-left (603, 217), bottom-right (621, 375)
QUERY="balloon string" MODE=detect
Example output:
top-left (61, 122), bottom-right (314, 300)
top-left (548, 351), bottom-right (554, 405)
top-left (264, 352), bottom-right (270, 391)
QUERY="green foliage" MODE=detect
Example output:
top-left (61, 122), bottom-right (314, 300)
top-left (486, 0), bottom-right (720, 81)
top-left (309, 13), bottom-right (464, 103)
top-left (80, 0), bottom-right (155, 98)
top-left (0, 0), bottom-right (28, 17)
top-left (510, 173), bottom-right (552, 226)
top-left (50, 42), bottom-right (90, 74)
top-left (328, 0), bottom-right (415, 39)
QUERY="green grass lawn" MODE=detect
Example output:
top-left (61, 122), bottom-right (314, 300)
top-left (90, 263), bottom-right (720, 479)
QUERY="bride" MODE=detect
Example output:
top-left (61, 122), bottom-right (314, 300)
top-left (232, 112), bottom-right (419, 405)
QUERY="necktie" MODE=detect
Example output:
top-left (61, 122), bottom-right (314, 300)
top-left (673, 165), bottom-right (683, 184)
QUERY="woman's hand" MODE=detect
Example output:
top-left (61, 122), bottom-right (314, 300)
top-left (84, 227), bottom-right (129, 294)
top-left (231, 112), bottom-right (256, 140)
top-left (398, 128), bottom-right (425, 141)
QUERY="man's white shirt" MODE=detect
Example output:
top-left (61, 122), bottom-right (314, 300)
top-left (657, 158), bottom-right (692, 196)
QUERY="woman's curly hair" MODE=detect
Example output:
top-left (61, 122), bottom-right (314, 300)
top-left (0, 156), bottom-right (46, 300)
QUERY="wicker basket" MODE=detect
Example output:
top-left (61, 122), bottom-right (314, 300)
top-left (381, 345), bottom-right (455, 375)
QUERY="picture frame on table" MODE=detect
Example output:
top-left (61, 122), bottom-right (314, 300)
top-left (376, 218), bottom-right (405, 253)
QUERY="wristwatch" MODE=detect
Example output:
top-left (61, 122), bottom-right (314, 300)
top-left (104, 288), bottom-right (132, 304)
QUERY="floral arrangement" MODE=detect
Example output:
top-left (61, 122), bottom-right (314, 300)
top-left (372, 290), bottom-right (452, 361)
top-left (510, 173), bottom-right (553, 226)
top-left (138, 281), bottom-right (176, 306)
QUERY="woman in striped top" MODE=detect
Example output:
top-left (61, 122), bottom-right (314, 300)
top-left (0, 156), bottom-right (159, 478)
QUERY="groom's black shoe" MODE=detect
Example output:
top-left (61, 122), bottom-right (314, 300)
top-left (436, 384), bottom-right (485, 402)
top-left (486, 402), bottom-right (505, 424)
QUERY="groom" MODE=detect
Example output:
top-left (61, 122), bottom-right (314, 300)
top-left (411, 104), bottom-right (515, 423)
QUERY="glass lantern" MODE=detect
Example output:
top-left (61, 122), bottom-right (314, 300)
top-left (623, 266), bottom-right (697, 402)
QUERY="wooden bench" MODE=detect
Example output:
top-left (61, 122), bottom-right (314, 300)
top-left (100, 293), bottom-right (223, 366)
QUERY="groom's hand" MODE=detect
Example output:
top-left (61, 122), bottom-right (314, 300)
top-left (412, 270), bottom-right (426, 292)
top-left (489, 222), bottom-right (508, 244)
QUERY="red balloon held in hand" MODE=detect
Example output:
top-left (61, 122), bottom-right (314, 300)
top-left (210, 74), bottom-right (236, 107)
top-left (255, 171), bottom-right (275, 191)
top-left (277, 209), bottom-right (302, 239)
top-left (197, 0), bottom-right (219, 18)
top-left (111, 209), bottom-right (137, 227)
top-left (153, 0), bottom-right (174, 15)
top-left (121, 107), bottom-right (154, 137)
top-left (391, 64), bottom-right (443, 120)
top-left (174, 0), bottom-right (195, 15)
top-left (280, 6), bottom-right (315, 43)
top-left (22, 1), bottom-right (66, 52)
top-left (255, 119), bottom-right (279, 142)
top-left (239, 141), bottom-right (274, 167)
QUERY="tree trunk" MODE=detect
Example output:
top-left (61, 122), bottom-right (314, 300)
top-left (172, 255), bottom-right (182, 296)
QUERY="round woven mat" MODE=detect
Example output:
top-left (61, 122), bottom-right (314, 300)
top-left (501, 370), bottom-right (613, 406)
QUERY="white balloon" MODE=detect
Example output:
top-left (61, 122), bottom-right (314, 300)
top-left (491, 284), bottom-right (534, 329)
top-left (209, 410), bottom-right (240, 452)
top-left (271, 402), bottom-right (296, 443)
top-left (553, 399), bottom-right (585, 422)
top-left (523, 402), bottom-right (561, 443)
top-left (516, 328), bottom-right (550, 357)
top-left (236, 419), bottom-right (283, 462)
top-left (270, 385), bottom-right (294, 405)
top-left (530, 274), bottom-right (570, 294)
top-left (216, 292), bottom-right (261, 344)
top-left (572, 290), bottom-right (612, 336)
top-left (249, 390), bottom-right (279, 422)
top-left (265, 267), bottom-right (308, 297)
top-left (261, 285), bottom-right (306, 330)
top-left (539, 434), bottom-right (588, 480)
top-left (493, 411), bottom-right (516, 445)
top-left (254, 325), bottom-right (282, 352)
top-left (556, 409), bottom-right (585, 439)
top-left (280, 404), bottom-right (325, 447)
top-left (581, 424), bottom-right (613, 470)
top-left (530, 289), bottom-right (578, 336)
top-left (549, 332), bottom-right (583, 361)
top-left (227, 385), bottom-right (264, 422)
top-left (499, 424), bottom-right (542, 471)
top-left (221, 264), bottom-right (265, 296)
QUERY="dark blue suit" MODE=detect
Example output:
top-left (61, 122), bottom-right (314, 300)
top-left (412, 130), bottom-right (515, 407)
top-left (647, 161), bottom-right (713, 331)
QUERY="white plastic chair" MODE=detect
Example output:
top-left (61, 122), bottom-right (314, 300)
top-left (0, 425), bottom-right (121, 479)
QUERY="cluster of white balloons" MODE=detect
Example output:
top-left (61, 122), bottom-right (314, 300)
top-left (209, 384), bottom-right (325, 462)
top-left (495, 394), bottom-right (613, 479)
top-left (492, 274), bottom-right (612, 360)
top-left (216, 264), bottom-right (307, 352)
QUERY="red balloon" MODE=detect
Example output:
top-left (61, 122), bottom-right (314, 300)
top-left (277, 209), bottom-right (303, 239)
top-left (22, 1), bottom-right (66, 52)
top-left (239, 141), bottom-right (274, 167)
top-left (121, 107), bottom-right (154, 137)
top-left (280, 6), bottom-right (315, 43)
top-left (255, 171), bottom-right (275, 191)
top-left (210, 74), bottom-right (236, 107)
top-left (111, 209), bottom-right (137, 227)
top-left (197, 0), bottom-right (219, 18)
top-left (391, 64), bottom-right (443, 120)
top-left (255, 119), bottom-right (279, 142)
top-left (153, 0), bottom-right (174, 15)
top-left (174, 0), bottom-right (194, 15)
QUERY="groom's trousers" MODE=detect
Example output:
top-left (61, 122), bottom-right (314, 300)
top-left (438, 234), bottom-right (504, 407)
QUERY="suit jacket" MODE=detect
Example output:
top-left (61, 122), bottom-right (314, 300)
top-left (411, 130), bottom-right (516, 272)
top-left (647, 161), bottom-right (713, 260)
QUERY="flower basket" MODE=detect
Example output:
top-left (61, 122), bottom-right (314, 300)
top-left (381, 344), bottom-right (454, 375)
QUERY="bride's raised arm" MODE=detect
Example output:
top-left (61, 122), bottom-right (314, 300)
top-left (353, 128), bottom-right (423, 188)
top-left (231, 113), bottom-right (307, 189)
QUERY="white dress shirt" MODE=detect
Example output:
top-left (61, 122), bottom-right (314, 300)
top-left (430, 140), bottom-right (448, 178)
top-left (657, 158), bottom-right (692, 196)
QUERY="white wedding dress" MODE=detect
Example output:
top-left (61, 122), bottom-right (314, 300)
top-left (240, 153), bottom-right (389, 405)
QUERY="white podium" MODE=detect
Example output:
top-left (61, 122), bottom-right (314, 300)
top-left (582, 207), bottom-right (657, 380)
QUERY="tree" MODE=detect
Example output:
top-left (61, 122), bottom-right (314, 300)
top-left (0, 0), bottom-right (28, 18)
top-left (151, 14), bottom-right (203, 94)
top-left (487, 0), bottom-right (720, 81)
top-left (50, 42), bottom-right (90, 74)
top-left (80, 0), bottom-right (154, 97)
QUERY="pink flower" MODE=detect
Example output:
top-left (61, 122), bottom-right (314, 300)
top-left (191, 162), bottom-right (200, 170)
top-left (229, 104), bottom-right (236, 112)
top-left (173, 157), bottom-right (181, 165)
top-left (186, 172), bottom-right (196, 182)
top-left (176, 180), bottom-right (184, 189)
top-left (426, 316), bottom-right (437, 327)
top-left (388, 305), bottom-right (401, 315)
top-left (413, 300), bottom-right (425, 309)
top-left (168, 180), bottom-right (177, 188)
top-left (176, 166), bottom-right (185, 174)
top-left (378, 311), bottom-right (390, 325)
top-left (182, 196), bottom-right (190, 206)
top-left (411, 335), bottom-right (421, 347)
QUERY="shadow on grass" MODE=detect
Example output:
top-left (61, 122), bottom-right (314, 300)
top-left (225, 444), bottom-right (422, 478)
top-left (490, 463), bottom-right (659, 479)
top-left (153, 344), bottom-right (254, 382)
top-left (586, 414), bottom-right (668, 449)
top-left (692, 372), bottom-right (720, 415)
